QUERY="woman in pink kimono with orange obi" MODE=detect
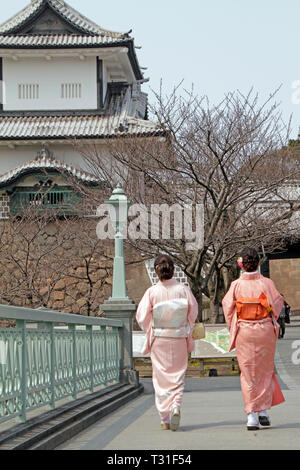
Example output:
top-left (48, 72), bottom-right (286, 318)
top-left (136, 254), bottom-right (198, 431)
top-left (222, 247), bottom-right (285, 430)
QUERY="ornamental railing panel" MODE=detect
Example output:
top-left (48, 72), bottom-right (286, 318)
top-left (0, 306), bottom-right (123, 423)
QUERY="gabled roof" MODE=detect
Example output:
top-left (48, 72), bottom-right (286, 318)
top-left (0, 145), bottom-right (100, 188)
top-left (0, 1), bottom-right (143, 79)
top-left (0, 0), bottom-right (127, 37)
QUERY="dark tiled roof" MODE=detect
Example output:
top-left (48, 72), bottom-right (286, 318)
top-left (0, 113), bottom-right (161, 140)
top-left (0, 0), bottom-right (127, 37)
top-left (0, 34), bottom-right (129, 48)
top-left (0, 85), bottom-right (163, 141)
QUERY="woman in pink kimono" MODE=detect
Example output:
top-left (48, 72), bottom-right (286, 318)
top-left (222, 247), bottom-right (285, 430)
top-left (136, 254), bottom-right (198, 431)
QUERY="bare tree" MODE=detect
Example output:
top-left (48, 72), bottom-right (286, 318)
top-left (76, 86), bottom-right (300, 322)
top-left (0, 189), bottom-right (113, 316)
top-left (60, 215), bottom-right (112, 316)
top-left (0, 205), bottom-right (70, 308)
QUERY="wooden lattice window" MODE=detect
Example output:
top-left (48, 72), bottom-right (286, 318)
top-left (18, 84), bottom-right (39, 100)
top-left (61, 83), bottom-right (82, 99)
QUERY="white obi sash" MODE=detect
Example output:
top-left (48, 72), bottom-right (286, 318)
top-left (152, 298), bottom-right (188, 338)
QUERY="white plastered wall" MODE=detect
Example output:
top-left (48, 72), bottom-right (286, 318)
top-left (0, 142), bottom-right (113, 176)
top-left (3, 56), bottom-right (97, 111)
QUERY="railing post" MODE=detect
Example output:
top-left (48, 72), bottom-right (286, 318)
top-left (101, 325), bottom-right (107, 386)
top-left (16, 320), bottom-right (26, 423)
top-left (101, 302), bottom-right (137, 385)
top-left (87, 325), bottom-right (94, 393)
top-left (118, 325), bottom-right (125, 383)
top-left (115, 327), bottom-right (120, 382)
top-left (47, 323), bottom-right (55, 410)
top-left (69, 325), bottom-right (77, 400)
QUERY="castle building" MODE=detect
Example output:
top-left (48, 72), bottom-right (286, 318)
top-left (0, 1), bottom-right (208, 317)
top-left (0, 0), bottom-right (162, 217)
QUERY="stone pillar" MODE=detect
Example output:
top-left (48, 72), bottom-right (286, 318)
top-left (101, 299), bottom-right (138, 385)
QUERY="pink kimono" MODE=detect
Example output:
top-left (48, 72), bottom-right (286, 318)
top-left (222, 272), bottom-right (285, 414)
top-left (136, 278), bottom-right (198, 423)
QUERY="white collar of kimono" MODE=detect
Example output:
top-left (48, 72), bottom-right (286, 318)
top-left (242, 270), bottom-right (260, 275)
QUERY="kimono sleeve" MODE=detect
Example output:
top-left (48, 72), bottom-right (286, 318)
top-left (184, 285), bottom-right (199, 330)
top-left (222, 281), bottom-right (237, 331)
top-left (265, 278), bottom-right (284, 320)
top-left (136, 288), bottom-right (153, 333)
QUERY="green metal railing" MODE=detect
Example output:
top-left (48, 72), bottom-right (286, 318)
top-left (0, 305), bottom-right (123, 423)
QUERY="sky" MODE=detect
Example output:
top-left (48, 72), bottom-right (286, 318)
top-left (1, 0), bottom-right (300, 138)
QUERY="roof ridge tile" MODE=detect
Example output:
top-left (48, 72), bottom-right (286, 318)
top-left (0, 0), bottom-right (126, 38)
top-left (0, 148), bottom-right (100, 186)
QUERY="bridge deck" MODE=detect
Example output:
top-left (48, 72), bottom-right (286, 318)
top-left (57, 377), bottom-right (300, 451)
top-left (58, 320), bottom-right (300, 451)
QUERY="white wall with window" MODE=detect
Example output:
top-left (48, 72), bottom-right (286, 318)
top-left (3, 56), bottom-right (97, 111)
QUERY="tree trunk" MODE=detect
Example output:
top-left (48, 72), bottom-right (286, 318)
top-left (189, 278), bottom-right (203, 322)
top-left (209, 303), bottom-right (224, 324)
top-left (210, 302), bottom-right (218, 324)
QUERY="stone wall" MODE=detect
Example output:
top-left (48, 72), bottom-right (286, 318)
top-left (125, 251), bottom-right (152, 330)
top-left (270, 258), bottom-right (300, 312)
top-left (0, 194), bottom-right (9, 219)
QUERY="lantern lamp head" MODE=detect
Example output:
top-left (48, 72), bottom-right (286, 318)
top-left (105, 185), bottom-right (131, 231)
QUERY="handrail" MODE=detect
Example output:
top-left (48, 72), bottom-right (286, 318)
top-left (0, 305), bottom-right (124, 424)
top-left (0, 304), bottom-right (122, 328)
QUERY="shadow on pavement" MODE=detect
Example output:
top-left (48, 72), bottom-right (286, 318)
top-left (179, 420), bottom-right (245, 432)
top-left (141, 377), bottom-right (242, 395)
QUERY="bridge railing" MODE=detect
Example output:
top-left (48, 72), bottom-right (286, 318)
top-left (0, 305), bottom-right (123, 424)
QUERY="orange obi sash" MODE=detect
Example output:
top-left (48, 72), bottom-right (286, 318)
top-left (236, 293), bottom-right (272, 321)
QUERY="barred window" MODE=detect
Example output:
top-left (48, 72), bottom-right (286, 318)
top-left (10, 186), bottom-right (81, 216)
top-left (28, 191), bottom-right (65, 207)
top-left (61, 83), bottom-right (82, 99)
top-left (18, 84), bottom-right (39, 100)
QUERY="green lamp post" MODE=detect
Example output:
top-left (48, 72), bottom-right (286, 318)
top-left (101, 185), bottom-right (138, 386)
top-left (105, 184), bottom-right (131, 301)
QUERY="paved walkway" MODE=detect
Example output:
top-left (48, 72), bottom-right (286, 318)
top-left (58, 318), bottom-right (300, 450)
